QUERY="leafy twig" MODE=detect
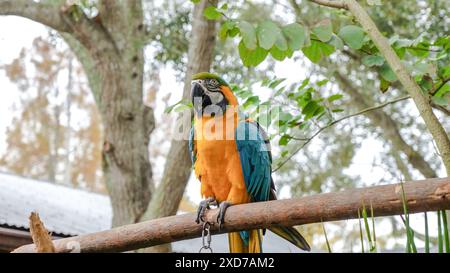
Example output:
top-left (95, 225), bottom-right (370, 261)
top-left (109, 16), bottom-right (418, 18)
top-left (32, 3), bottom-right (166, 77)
top-left (273, 95), bottom-right (411, 172)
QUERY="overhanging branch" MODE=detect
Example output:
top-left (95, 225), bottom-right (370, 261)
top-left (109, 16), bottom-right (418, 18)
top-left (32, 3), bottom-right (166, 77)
top-left (308, 0), bottom-right (347, 9)
top-left (0, 0), bottom-right (70, 32)
top-left (12, 177), bottom-right (450, 253)
top-left (0, 0), bottom-right (118, 58)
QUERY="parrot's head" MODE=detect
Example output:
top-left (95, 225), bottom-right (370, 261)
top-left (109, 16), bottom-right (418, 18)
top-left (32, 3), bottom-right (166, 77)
top-left (191, 72), bottom-right (237, 117)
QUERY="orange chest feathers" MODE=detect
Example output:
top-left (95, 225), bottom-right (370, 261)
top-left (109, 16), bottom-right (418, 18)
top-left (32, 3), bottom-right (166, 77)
top-left (193, 110), bottom-right (249, 203)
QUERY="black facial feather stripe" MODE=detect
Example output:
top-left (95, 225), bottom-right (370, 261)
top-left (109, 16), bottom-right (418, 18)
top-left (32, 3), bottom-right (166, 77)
top-left (205, 79), bottom-right (221, 92)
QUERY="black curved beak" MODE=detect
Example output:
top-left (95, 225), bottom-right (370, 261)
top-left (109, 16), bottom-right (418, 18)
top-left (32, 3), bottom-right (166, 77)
top-left (191, 81), bottom-right (212, 117)
top-left (191, 82), bottom-right (205, 101)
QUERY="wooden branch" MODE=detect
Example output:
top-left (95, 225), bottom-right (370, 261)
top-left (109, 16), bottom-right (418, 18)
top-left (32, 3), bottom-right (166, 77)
top-left (29, 212), bottom-right (55, 253)
top-left (12, 177), bottom-right (450, 253)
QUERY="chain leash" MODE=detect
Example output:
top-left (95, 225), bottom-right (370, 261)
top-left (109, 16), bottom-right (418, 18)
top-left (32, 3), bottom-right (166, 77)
top-left (198, 221), bottom-right (213, 253)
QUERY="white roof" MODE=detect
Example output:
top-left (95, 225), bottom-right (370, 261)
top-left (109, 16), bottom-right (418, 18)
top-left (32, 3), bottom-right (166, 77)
top-left (0, 172), bottom-right (304, 252)
top-left (0, 172), bottom-right (112, 236)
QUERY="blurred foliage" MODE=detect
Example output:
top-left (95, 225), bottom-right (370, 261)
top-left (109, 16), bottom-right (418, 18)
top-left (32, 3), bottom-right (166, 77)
top-left (0, 37), bottom-right (104, 192)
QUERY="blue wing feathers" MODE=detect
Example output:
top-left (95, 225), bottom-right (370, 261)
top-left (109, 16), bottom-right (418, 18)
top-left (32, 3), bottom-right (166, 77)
top-left (235, 121), bottom-right (272, 203)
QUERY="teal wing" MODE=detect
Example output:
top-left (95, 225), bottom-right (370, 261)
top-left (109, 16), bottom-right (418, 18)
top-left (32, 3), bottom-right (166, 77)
top-left (235, 121), bottom-right (273, 202)
top-left (188, 126), bottom-right (196, 166)
top-left (235, 122), bottom-right (311, 251)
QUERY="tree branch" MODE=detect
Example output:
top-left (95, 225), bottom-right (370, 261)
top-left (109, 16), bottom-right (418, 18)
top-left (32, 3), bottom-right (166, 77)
top-left (308, 0), bottom-right (347, 9)
top-left (431, 103), bottom-right (450, 116)
top-left (0, 0), bottom-right (70, 32)
top-left (0, 0), bottom-right (118, 59)
top-left (12, 177), bottom-right (450, 253)
top-left (343, 0), bottom-right (450, 174)
top-left (334, 70), bottom-right (438, 178)
top-left (309, 0), bottom-right (450, 175)
top-left (273, 95), bottom-right (411, 172)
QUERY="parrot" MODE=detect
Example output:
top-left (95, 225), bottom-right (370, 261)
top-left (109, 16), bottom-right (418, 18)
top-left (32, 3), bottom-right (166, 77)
top-left (189, 72), bottom-right (311, 253)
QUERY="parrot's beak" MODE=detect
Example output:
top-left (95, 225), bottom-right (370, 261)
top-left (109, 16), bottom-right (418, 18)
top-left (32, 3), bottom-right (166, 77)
top-left (191, 80), bottom-right (205, 99)
top-left (191, 80), bottom-right (211, 116)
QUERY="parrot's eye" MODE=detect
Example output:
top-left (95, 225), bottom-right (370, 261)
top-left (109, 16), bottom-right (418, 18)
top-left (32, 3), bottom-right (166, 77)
top-left (209, 78), bottom-right (219, 86)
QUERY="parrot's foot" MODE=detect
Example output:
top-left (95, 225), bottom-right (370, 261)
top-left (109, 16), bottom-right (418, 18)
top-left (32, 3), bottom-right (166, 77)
top-left (196, 197), bottom-right (217, 224)
top-left (216, 201), bottom-right (232, 230)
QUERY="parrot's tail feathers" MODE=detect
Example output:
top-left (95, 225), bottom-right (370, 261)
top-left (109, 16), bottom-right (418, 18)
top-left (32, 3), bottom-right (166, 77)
top-left (228, 232), bottom-right (247, 253)
top-left (269, 225), bottom-right (311, 251)
top-left (248, 229), bottom-right (263, 253)
top-left (228, 230), bottom-right (263, 253)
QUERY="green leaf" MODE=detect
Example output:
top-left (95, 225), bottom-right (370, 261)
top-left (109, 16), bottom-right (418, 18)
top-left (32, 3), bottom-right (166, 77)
top-left (243, 96), bottom-right (260, 108)
top-left (238, 41), bottom-right (269, 67)
top-left (238, 21), bottom-right (257, 50)
top-left (275, 32), bottom-right (288, 51)
top-left (298, 78), bottom-right (310, 90)
top-left (379, 77), bottom-right (390, 93)
top-left (279, 134), bottom-right (291, 146)
top-left (219, 3), bottom-right (228, 10)
top-left (327, 94), bottom-right (343, 102)
top-left (327, 34), bottom-right (344, 50)
top-left (302, 101), bottom-right (319, 120)
top-left (203, 6), bottom-right (222, 20)
top-left (174, 103), bottom-right (192, 112)
top-left (378, 63), bottom-right (397, 82)
top-left (302, 40), bottom-right (335, 63)
top-left (219, 20), bottom-right (237, 40)
top-left (279, 112), bottom-right (293, 123)
top-left (432, 95), bottom-right (450, 106)
top-left (190, 0), bottom-right (201, 3)
top-left (317, 79), bottom-right (329, 86)
top-left (407, 47), bottom-right (429, 58)
top-left (268, 78), bottom-right (286, 89)
top-left (282, 23), bottom-right (306, 50)
top-left (312, 19), bottom-right (333, 42)
top-left (338, 25), bottom-right (365, 50)
top-left (270, 47), bottom-right (287, 61)
top-left (257, 20), bottom-right (281, 50)
top-left (362, 55), bottom-right (385, 67)
top-left (164, 99), bottom-right (186, 113)
top-left (434, 83), bottom-right (450, 97)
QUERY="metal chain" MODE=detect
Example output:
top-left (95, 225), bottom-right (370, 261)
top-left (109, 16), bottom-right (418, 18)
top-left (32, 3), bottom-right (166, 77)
top-left (198, 221), bottom-right (213, 253)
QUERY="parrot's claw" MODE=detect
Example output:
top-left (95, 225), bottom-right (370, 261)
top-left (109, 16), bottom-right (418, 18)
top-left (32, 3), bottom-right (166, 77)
top-left (216, 201), bottom-right (231, 230)
top-left (196, 197), bottom-right (217, 224)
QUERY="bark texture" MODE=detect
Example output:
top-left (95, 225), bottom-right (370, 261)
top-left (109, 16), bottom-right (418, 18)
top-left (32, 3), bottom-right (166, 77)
top-left (13, 177), bottom-right (450, 253)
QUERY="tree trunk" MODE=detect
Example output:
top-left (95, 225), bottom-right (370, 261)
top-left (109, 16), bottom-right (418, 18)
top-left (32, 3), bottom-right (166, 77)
top-left (139, 0), bottom-right (218, 253)
top-left (93, 2), bottom-right (155, 226)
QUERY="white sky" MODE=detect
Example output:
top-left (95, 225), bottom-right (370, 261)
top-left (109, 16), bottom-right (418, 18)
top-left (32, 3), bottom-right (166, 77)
top-left (0, 15), bottom-right (443, 251)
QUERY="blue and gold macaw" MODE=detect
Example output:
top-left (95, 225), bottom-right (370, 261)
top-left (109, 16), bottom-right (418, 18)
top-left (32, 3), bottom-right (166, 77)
top-left (189, 72), bottom-right (310, 253)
